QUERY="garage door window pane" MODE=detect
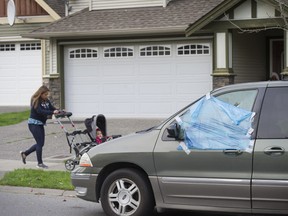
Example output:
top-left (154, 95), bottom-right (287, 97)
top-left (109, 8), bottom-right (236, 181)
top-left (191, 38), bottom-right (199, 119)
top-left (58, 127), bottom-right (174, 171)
top-left (69, 48), bottom-right (98, 59)
top-left (177, 44), bottom-right (210, 56)
top-left (20, 43), bottom-right (41, 51)
top-left (104, 47), bottom-right (134, 58)
top-left (0, 44), bottom-right (15, 51)
top-left (140, 45), bottom-right (171, 57)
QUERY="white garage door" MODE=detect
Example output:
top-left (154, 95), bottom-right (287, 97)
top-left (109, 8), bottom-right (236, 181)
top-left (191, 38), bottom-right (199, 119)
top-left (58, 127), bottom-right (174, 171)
top-left (64, 42), bottom-right (212, 118)
top-left (0, 42), bottom-right (42, 106)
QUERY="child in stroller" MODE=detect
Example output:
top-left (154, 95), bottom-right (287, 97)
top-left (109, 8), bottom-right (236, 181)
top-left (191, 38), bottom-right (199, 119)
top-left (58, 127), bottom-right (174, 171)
top-left (55, 112), bottom-right (118, 171)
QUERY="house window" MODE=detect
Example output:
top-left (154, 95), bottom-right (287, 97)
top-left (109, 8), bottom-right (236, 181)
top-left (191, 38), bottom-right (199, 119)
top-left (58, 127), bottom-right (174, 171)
top-left (69, 48), bottom-right (98, 59)
top-left (177, 44), bottom-right (210, 55)
top-left (20, 43), bottom-right (41, 50)
top-left (0, 44), bottom-right (15, 51)
top-left (139, 45), bottom-right (171, 57)
top-left (104, 47), bottom-right (134, 58)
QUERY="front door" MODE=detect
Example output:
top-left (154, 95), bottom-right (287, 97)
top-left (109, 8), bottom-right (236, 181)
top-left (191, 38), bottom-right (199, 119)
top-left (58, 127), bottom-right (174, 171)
top-left (270, 39), bottom-right (284, 80)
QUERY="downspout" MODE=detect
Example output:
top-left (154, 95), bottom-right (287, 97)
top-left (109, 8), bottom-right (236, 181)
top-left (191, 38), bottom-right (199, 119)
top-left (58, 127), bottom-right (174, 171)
top-left (89, 0), bottom-right (92, 11)
top-left (65, 0), bottom-right (69, 16)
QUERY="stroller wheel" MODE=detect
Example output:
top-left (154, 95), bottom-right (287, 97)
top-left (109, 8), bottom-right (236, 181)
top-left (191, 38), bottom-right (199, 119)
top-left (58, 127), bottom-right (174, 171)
top-left (65, 159), bottom-right (75, 171)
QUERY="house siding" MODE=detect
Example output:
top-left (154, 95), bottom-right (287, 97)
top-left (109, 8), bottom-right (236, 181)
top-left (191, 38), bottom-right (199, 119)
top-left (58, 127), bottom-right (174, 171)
top-left (44, 40), bottom-right (50, 76)
top-left (233, 30), bottom-right (267, 83)
top-left (0, 23), bottom-right (47, 37)
top-left (68, 0), bottom-right (89, 15)
top-left (223, 0), bottom-right (277, 20)
top-left (50, 39), bottom-right (57, 74)
top-left (91, 0), bottom-right (164, 10)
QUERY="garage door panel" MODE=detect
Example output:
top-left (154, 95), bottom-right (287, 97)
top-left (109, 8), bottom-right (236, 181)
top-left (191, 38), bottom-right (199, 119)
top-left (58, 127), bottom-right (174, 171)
top-left (138, 83), bottom-right (172, 95)
top-left (176, 82), bottom-right (211, 94)
top-left (67, 84), bottom-right (102, 94)
top-left (103, 103), bottom-right (135, 114)
top-left (138, 63), bottom-right (173, 76)
top-left (138, 102), bottom-right (172, 115)
top-left (102, 64), bottom-right (135, 77)
top-left (103, 83), bottom-right (136, 95)
top-left (67, 93), bottom-right (101, 102)
top-left (67, 71), bottom-right (100, 78)
top-left (69, 102), bottom-right (101, 117)
top-left (176, 59), bottom-right (210, 71)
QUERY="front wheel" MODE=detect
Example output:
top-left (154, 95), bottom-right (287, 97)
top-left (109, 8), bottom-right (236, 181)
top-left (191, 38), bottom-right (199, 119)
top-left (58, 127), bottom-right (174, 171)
top-left (100, 168), bottom-right (154, 216)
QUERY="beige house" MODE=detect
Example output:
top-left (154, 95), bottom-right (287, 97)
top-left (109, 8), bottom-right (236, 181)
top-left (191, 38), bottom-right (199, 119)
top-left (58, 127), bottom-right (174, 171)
top-left (3, 0), bottom-right (288, 118)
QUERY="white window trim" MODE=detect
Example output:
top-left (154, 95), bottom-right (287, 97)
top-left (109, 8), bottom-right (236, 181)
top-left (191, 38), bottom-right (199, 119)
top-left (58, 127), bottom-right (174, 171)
top-left (20, 42), bottom-right (41, 51)
top-left (0, 43), bottom-right (16, 51)
top-left (177, 43), bottom-right (210, 56)
top-left (103, 46), bottom-right (134, 58)
top-left (139, 45), bottom-right (171, 57)
top-left (68, 48), bottom-right (98, 59)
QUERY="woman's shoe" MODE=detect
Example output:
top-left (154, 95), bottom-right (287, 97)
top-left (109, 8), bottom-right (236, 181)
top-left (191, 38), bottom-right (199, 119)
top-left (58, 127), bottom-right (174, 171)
top-left (20, 151), bottom-right (26, 164)
top-left (36, 163), bottom-right (48, 169)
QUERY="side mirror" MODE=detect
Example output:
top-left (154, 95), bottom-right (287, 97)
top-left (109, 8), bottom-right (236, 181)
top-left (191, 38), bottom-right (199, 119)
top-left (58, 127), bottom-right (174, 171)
top-left (167, 122), bottom-right (180, 139)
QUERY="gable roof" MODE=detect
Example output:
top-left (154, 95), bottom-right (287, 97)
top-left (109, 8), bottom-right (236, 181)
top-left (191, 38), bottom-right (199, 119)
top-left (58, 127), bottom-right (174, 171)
top-left (23, 0), bottom-right (225, 39)
top-left (186, 0), bottom-right (288, 36)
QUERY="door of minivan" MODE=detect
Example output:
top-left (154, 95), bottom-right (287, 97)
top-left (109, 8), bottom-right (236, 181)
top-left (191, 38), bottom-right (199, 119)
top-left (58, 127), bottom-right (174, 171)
top-left (252, 86), bottom-right (288, 211)
top-left (154, 88), bottom-right (261, 210)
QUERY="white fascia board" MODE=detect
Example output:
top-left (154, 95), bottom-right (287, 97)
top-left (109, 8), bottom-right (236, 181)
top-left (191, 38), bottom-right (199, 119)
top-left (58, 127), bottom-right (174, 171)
top-left (23, 26), bottom-right (187, 39)
top-left (0, 36), bottom-right (40, 42)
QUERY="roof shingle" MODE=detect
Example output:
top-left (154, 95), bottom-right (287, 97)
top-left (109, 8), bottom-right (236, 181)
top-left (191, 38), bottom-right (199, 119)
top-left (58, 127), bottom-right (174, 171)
top-left (44, 0), bottom-right (66, 17)
top-left (27, 0), bottom-right (225, 38)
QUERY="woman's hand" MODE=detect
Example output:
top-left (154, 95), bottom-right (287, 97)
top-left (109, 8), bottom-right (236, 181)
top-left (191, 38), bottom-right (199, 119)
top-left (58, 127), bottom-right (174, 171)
top-left (53, 110), bottom-right (60, 114)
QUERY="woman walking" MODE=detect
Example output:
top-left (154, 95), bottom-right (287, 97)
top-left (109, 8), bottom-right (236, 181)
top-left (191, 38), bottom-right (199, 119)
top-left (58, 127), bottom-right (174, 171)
top-left (20, 85), bottom-right (59, 168)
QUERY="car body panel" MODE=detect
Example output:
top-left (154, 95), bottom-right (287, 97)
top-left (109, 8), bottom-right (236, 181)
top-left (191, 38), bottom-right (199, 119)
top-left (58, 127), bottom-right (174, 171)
top-left (86, 130), bottom-right (160, 175)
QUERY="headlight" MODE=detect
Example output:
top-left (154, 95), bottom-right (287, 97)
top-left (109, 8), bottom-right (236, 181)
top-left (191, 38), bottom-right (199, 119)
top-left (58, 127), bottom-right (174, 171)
top-left (79, 153), bottom-right (93, 167)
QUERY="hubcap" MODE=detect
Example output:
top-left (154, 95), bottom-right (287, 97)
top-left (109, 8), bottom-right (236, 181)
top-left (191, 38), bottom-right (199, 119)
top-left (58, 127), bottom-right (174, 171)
top-left (108, 178), bottom-right (140, 216)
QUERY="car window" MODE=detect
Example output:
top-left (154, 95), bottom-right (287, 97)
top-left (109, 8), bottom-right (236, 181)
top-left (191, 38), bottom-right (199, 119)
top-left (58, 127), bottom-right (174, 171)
top-left (257, 87), bottom-right (288, 139)
top-left (215, 90), bottom-right (258, 111)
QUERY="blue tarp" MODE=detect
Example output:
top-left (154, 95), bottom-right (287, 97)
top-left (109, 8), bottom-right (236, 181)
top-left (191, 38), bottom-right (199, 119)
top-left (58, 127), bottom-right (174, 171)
top-left (177, 94), bottom-right (255, 153)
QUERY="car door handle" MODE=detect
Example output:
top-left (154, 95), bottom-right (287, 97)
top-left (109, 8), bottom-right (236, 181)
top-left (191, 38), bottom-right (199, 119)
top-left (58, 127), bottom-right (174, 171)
top-left (223, 149), bottom-right (243, 156)
top-left (264, 147), bottom-right (285, 156)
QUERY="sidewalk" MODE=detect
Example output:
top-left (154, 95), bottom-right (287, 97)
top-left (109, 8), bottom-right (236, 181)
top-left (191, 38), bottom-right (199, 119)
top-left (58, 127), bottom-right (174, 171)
top-left (0, 158), bottom-right (68, 178)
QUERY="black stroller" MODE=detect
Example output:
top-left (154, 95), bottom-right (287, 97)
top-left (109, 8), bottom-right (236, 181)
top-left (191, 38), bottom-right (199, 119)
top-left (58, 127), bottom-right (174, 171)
top-left (55, 112), bottom-right (112, 171)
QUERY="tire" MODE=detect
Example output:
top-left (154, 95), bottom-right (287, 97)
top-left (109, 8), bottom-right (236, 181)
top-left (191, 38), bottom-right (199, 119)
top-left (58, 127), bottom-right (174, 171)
top-left (65, 159), bottom-right (75, 171)
top-left (100, 168), bottom-right (154, 216)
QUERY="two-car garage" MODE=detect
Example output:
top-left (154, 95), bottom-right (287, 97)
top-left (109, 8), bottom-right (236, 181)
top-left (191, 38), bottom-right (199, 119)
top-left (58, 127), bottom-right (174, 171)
top-left (64, 41), bottom-right (213, 118)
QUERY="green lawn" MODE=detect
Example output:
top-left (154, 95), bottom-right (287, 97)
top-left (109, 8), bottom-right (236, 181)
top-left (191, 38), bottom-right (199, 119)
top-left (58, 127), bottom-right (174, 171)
top-left (0, 169), bottom-right (74, 190)
top-left (0, 110), bottom-right (30, 126)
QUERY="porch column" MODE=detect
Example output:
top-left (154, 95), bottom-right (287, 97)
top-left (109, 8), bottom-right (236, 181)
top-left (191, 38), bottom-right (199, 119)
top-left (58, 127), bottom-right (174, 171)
top-left (281, 30), bottom-right (288, 80)
top-left (212, 31), bottom-right (236, 89)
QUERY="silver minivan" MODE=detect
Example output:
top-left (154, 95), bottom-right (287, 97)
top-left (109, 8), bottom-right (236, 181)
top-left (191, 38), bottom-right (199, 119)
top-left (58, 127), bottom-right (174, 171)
top-left (71, 81), bottom-right (288, 216)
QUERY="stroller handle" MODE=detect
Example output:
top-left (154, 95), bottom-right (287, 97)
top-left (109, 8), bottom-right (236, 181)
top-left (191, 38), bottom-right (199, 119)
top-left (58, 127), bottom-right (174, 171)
top-left (55, 111), bottom-right (72, 118)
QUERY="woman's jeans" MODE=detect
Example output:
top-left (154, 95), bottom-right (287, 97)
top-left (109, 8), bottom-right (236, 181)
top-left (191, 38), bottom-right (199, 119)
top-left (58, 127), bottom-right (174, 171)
top-left (25, 124), bottom-right (45, 164)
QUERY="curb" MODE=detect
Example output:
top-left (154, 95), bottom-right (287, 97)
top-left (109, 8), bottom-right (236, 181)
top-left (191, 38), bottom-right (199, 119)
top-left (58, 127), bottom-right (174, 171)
top-left (0, 185), bottom-right (76, 197)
